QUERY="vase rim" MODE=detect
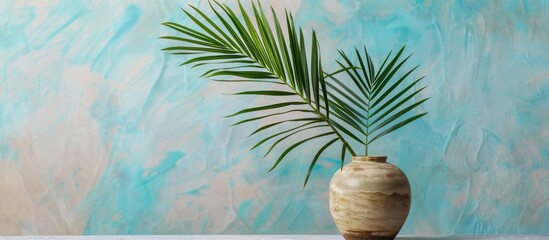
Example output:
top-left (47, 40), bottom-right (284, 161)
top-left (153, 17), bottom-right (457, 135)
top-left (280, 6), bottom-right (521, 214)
top-left (352, 155), bottom-right (387, 162)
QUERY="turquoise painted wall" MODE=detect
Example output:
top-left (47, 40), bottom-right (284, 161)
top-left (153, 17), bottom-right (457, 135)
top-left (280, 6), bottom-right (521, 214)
top-left (1, 0), bottom-right (548, 235)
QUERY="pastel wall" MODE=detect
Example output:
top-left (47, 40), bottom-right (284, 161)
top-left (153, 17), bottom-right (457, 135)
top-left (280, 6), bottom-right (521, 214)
top-left (1, 0), bottom-right (548, 235)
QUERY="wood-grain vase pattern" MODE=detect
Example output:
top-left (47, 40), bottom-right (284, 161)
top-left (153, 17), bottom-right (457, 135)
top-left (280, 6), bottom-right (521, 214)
top-left (329, 156), bottom-right (411, 240)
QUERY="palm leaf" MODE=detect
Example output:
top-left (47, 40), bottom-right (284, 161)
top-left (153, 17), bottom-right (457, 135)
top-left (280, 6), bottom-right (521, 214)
top-left (303, 138), bottom-right (339, 187)
top-left (268, 132), bottom-right (335, 172)
top-left (251, 120), bottom-right (325, 150)
top-left (163, 0), bottom-right (427, 186)
top-left (263, 124), bottom-right (329, 158)
top-left (231, 109), bottom-right (314, 126)
top-left (330, 46), bottom-right (429, 155)
top-left (162, 1), bottom-right (356, 186)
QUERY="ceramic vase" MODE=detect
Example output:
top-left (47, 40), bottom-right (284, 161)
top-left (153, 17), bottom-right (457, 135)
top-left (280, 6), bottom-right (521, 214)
top-left (329, 156), bottom-right (411, 240)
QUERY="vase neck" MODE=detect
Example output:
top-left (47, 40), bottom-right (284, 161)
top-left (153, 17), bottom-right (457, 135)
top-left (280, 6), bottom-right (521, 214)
top-left (352, 155), bottom-right (387, 163)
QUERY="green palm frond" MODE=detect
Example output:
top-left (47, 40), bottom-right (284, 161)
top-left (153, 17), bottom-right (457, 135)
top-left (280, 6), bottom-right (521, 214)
top-left (330, 46), bottom-right (429, 155)
top-left (162, 1), bottom-right (356, 186)
top-left (162, 1), bottom-right (428, 187)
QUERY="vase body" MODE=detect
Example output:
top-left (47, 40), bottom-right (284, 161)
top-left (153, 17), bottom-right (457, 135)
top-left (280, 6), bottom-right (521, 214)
top-left (329, 156), bottom-right (411, 240)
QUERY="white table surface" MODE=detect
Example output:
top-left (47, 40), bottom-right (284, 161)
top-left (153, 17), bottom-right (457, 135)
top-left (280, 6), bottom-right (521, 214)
top-left (1, 235), bottom-right (549, 240)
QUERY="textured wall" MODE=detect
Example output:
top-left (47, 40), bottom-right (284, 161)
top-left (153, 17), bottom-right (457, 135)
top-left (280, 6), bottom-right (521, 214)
top-left (1, 0), bottom-right (548, 235)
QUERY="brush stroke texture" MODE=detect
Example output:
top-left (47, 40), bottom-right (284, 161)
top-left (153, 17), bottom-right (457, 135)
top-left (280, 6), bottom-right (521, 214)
top-left (0, 0), bottom-right (548, 235)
